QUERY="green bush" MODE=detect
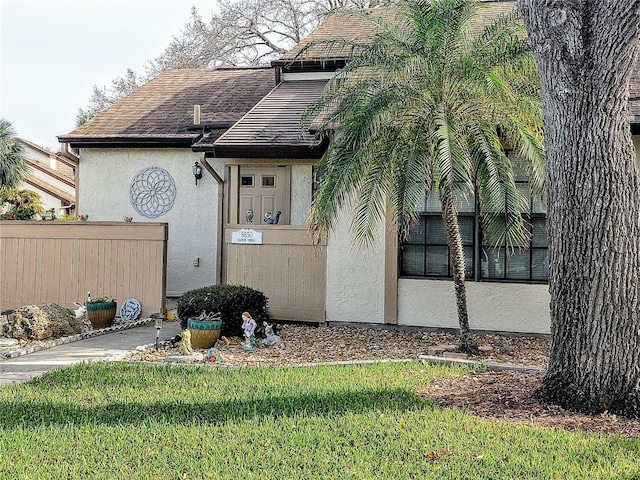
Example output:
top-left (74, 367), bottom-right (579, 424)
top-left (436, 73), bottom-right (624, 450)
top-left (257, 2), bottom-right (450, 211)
top-left (176, 284), bottom-right (270, 338)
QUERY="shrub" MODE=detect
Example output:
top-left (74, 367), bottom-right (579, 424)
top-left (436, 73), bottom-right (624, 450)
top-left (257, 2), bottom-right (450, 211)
top-left (176, 284), bottom-right (270, 338)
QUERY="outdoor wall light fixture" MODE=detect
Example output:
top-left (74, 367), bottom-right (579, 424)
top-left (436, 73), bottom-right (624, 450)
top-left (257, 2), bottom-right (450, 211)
top-left (193, 161), bottom-right (203, 185)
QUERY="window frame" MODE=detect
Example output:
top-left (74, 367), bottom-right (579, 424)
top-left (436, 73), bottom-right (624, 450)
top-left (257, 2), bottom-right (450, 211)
top-left (399, 186), bottom-right (548, 284)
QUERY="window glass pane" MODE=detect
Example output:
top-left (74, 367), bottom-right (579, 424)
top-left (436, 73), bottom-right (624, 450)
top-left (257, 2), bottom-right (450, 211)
top-left (465, 245), bottom-right (474, 277)
top-left (458, 216), bottom-right (474, 245)
top-left (262, 176), bottom-right (275, 187)
top-left (456, 193), bottom-right (475, 213)
top-left (510, 157), bottom-right (527, 181)
top-left (506, 250), bottom-right (531, 279)
top-left (405, 217), bottom-right (425, 244)
top-left (516, 183), bottom-right (531, 213)
top-left (532, 196), bottom-right (546, 214)
top-left (531, 218), bottom-right (547, 247)
top-left (426, 246), bottom-right (449, 275)
top-left (241, 176), bottom-right (254, 186)
top-left (481, 247), bottom-right (505, 278)
top-left (426, 216), bottom-right (447, 244)
top-left (402, 245), bottom-right (425, 276)
top-left (426, 191), bottom-right (441, 212)
top-left (532, 249), bottom-right (549, 280)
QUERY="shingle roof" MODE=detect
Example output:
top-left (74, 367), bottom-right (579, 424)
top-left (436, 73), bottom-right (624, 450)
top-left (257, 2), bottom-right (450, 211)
top-left (58, 68), bottom-right (276, 147)
top-left (278, 1), bottom-right (517, 63)
top-left (207, 80), bottom-right (327, 158)
top-left (278, 1), bottom-right (640, 121)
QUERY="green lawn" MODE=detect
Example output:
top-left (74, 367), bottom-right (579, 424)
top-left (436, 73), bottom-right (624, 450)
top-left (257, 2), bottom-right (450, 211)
top-left (0, 362), bottom-right (637, 479)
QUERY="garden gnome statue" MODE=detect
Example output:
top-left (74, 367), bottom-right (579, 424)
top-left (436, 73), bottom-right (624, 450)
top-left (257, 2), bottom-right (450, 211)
top-left (179, 329), bottom-right (193, 355)
top-left (242, 311), bottom-right (257, 351)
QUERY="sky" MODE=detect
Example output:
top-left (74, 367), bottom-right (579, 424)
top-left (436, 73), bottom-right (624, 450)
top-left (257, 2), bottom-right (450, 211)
top-left (1, 0), bottom-right (216, 151)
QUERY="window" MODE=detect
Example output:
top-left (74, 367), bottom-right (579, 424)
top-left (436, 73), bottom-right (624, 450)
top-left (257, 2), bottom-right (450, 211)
top-left (400, 173), bottom-right (548, 283)
top-left (261, 175), bottom-right (276, 187)
top-left (401, 192), bottom-right (475, 278)
top-left (481, 184), bottom-right (548, 281)
top-left (241, 175), bottom-right (254, 186)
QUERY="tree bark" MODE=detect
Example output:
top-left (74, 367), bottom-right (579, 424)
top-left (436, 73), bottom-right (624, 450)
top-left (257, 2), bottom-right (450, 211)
top-left (519, 0), bottom-right (640, 416)
top-left (441, 189), bottom-right (479, 355)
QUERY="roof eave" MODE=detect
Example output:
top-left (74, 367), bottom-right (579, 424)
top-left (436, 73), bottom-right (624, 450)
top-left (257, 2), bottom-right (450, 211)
top-left (212, 140), bottom-right (328, 159)
top-left (57, 135), bottom-right (197, 149)
top-left (272, 58), bottom-right (349, 71)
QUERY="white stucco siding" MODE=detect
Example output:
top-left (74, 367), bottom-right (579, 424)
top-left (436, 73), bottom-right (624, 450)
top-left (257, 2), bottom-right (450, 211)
top-left (398, 278), bottom-right (551, 334)
top-left (19, 185), bottom-right (63, 213)
top-left (77, 148), bottom-right (219, 296)
top-left (290, 165), bottom-right (312, 225)
top-left (325, 209), bottom-right (386, 323)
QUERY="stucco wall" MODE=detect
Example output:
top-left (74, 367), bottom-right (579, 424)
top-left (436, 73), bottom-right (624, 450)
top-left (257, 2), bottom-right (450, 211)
top-left (77, 148), bottom-right (218, 296)
top-left (290, 165), bottom-right (312, 225)
top-left (325, 208), bottom-right (386, 323)
top-left (398, 279), bottom-right (551, 334)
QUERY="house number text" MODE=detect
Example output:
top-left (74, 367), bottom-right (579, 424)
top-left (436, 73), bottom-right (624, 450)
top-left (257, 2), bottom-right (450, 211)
top-left (231, 229), bottom-right (263, 245)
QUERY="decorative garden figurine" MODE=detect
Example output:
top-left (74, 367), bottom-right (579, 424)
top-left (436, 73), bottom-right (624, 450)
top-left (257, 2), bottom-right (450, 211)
top-left (242, 311), bottom-right (256, 351)
top-left (261, 321), bottom-right (282, 346)
top-left (206, 347), bottom-right (223, 363)
top-left (179, 329), bottom-right (193, 355)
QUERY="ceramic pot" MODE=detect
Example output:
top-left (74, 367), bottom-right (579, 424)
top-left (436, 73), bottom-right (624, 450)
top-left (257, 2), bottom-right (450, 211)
top-left (87, 301), bottom-right (117, 329)
top-left (187, 317), bottom-right (222, 349)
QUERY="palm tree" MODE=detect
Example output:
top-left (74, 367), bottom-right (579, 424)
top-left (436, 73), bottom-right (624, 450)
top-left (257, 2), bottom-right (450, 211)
top-left (0, 188), bottom-right (45, 220)
top-left (304, 0), bottom-right (545, 353)
top-left (0, 119), bottom-right (28, 188)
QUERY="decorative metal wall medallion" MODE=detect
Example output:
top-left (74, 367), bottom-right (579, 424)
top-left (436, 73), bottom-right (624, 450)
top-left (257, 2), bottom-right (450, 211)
top-left (129, 166), bottom-right (177, 218)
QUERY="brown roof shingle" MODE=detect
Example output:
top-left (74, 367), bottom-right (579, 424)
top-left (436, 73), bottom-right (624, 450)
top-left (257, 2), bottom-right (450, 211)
top-left (279, 1), bottom-right (517, 63)
top-left (58, 68), bottom-right (276, 147)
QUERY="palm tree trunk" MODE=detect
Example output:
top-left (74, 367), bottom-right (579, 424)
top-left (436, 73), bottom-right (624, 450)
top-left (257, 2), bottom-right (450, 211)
top-left (441, 189), bottom-right (479, 354)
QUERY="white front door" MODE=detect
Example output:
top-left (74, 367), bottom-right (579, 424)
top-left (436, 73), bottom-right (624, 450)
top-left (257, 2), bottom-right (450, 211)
top-left (238, 166), bottom-right (289, 225)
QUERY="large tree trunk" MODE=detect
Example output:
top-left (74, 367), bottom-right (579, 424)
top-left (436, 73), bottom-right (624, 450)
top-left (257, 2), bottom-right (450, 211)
top-left (441, 189), bottom-right (479, 355)
top-left (519, 1), bottom-right (640, 416)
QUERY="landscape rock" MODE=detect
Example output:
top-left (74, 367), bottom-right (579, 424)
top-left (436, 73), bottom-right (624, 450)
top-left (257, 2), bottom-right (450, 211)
top-left (10, 303), bottom-right (84, 341)
top-left (165, 352), bottom-right (204, 363)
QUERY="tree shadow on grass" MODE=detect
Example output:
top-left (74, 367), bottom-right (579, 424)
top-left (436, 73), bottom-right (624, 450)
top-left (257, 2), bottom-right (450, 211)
top-left (0, 387), bottom-right (432, 428)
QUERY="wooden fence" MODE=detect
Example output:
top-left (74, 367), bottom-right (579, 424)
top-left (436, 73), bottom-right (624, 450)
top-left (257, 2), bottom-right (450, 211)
top-left (223, 225), bottom-right (326, 322)
top-left (0, 221), bottom-right (167, 318)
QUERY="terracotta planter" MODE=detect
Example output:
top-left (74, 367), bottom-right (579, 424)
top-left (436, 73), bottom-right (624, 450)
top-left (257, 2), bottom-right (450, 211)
top-left (87, 301), bottom-right (117, 329)
top-left (187, 317), bottom-right (222, 349)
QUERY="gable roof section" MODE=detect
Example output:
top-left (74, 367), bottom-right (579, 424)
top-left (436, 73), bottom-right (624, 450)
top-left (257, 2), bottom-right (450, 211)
top-left (275, 1), bottom-right (517, 67)
top-left (207, 80), bottom-right (328, 159)
top-left (58, 68), bottom-right (276, 148)
top-left (276, 0), bottom-right (640, 123)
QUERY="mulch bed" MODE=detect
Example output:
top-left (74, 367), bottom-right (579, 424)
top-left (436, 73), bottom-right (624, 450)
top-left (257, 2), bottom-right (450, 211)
top-left (422, 370), bottom-right (640, 438)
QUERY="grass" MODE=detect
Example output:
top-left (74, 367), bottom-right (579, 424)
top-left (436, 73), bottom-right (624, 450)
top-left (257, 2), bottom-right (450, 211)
top-left (0, 361), bottom-right (637, 479)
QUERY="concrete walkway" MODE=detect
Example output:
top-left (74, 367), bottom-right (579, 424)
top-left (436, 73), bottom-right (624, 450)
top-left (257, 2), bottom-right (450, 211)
top-left (0, 320), bottom-right (183, 386)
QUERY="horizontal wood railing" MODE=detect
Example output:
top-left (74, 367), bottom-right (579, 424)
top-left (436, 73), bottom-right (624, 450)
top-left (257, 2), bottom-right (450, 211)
top-left (0, 221), bottom-right (167, 318)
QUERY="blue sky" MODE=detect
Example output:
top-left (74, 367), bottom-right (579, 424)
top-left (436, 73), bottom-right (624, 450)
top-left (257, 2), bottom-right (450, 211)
top-left (1, 0), bottom-right (215, 150)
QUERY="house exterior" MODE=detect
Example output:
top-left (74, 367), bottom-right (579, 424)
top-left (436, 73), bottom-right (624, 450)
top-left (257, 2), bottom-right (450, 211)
top-left (16, 139), bottom-right (76, 218)
top-left (58, 1), bottom-right (640, 334)
top-left (58, 67), bottom-right (277, 297)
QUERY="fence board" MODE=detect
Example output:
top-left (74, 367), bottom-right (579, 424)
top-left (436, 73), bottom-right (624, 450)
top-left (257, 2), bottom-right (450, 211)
top-left (223, 226), bottom-right (326, 322)
top-left (1, 221), bottom-right (167, 318)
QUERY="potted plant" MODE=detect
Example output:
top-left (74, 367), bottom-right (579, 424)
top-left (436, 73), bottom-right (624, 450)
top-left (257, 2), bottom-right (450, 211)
top-left (187, 311), bottom-right (222, 349)
top-left (86, 296), bottom-right (117, 329)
